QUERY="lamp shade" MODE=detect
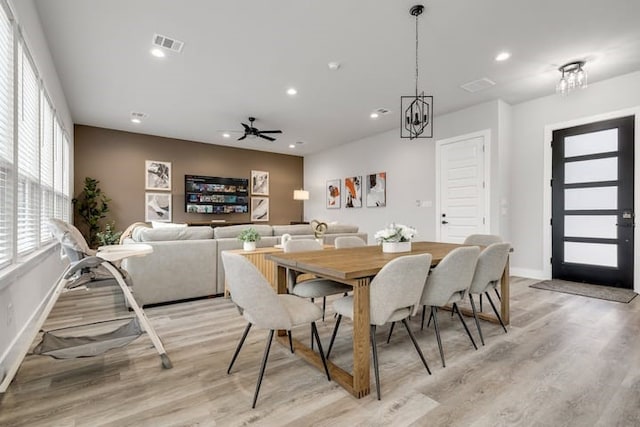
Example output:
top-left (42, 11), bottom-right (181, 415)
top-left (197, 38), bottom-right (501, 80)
top-left (293, 189), bottom-right (309, 200)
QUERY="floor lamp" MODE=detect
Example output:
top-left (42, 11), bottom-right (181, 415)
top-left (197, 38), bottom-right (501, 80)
top-left (293, 189), bottom-right (309, 224)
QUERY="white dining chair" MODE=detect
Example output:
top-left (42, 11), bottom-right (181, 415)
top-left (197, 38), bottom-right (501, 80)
top-left (463, 234), bottom-right (504, 308)
top-left (334, 236), bottom-right (366, 249)
top-left (467, 242), bottom-right (511, 345)
top-left (419, 246), bottom-right (480, 368)
top-left (326, 253), bottom-right (432, 400)
top-left (222, 251), bottom-right (331, 408)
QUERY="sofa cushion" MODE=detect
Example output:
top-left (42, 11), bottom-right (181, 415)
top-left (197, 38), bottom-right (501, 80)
top-left (132, 226), bottom-right (213, 241)
top-left (151, 221), bottom-right (188, 229)
top-left (326, 224), bottom-right (359, 234)
top-left (213, 224), bottom-right (273, 239)
top-left (272, 224), bottom-right (313, 236)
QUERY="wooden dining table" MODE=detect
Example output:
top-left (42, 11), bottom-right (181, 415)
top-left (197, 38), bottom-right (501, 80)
top-left (266, 241), bottom-right (510, 399)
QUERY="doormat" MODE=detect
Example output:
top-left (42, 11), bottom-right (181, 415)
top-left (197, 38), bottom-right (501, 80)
top-left (530, 279), bottom-right (637, 303)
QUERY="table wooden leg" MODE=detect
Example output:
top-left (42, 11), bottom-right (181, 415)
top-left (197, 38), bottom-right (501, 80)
top-left (351, 277), bottom-right (371, 398)
top-left (277, 265), bottom-right (288, 337)
top-left (500, 256), bottom-right (510, 325)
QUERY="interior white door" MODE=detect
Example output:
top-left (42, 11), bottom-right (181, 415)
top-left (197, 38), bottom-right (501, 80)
top-left (438, 135), bottom-right (487, 243)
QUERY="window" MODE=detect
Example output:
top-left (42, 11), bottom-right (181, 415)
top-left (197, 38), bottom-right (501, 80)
top-left (0, 1), bottom-right (71, 271)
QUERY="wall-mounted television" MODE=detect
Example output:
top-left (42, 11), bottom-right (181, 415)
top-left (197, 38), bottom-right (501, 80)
top-left (185, 175), bottom-right (249, 214)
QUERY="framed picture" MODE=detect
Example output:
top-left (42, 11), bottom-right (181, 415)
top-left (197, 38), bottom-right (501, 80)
top-left (251, 197), bottom-right (269, 222)
top-left (145, 192), bottom-right (172, 222)
top-left (251, 170), bottom-right (269, 195)
top-left (366, 172), bottom-right (386, 207)
top-left (326, 179), bottom-right (341, 209)
top-left (344, 176), bottom-right (362, 208)
top-left (145, 160), bottom-right (171, 191)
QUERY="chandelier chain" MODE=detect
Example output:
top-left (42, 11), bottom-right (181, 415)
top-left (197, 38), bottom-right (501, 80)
top-left (415, 11), bottom-right (419, 98)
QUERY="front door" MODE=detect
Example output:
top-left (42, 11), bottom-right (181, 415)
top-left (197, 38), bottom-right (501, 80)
top-left (437, 133), bottom-right (487, 243)
top-left (551, 116), bottom-right (635, 289)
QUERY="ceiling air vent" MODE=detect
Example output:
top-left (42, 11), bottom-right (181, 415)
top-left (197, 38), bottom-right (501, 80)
top-left (460, 78), bottom-right (496, 93)
top-left (374, 107), bottom-right (391, 115)
top-left (152, 34), bottom-right (184, 53)
top-left (131, 111), bottom-right (148, 120)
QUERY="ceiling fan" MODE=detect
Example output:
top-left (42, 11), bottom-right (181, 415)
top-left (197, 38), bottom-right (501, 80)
top-left (238, 117), bottom-right (282, 142)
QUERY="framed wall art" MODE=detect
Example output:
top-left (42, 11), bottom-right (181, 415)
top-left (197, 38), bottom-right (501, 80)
top-left (145, 192), bottom-right (172, 222)
top-left (251, 170), bottom-right (269, 195)
top-left (326, 179), bottom-right (341, 209)
top-left (145, 160), bottom-right (171, 191)
top-left (251, 196), bottom-right (269, 222)
top-left (366, 172), bottom-right (386, 207)
top-left (344, 176), bottom-right (362, 208)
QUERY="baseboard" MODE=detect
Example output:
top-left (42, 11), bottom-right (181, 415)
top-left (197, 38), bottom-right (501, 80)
top-left (510, 267), bottom-right (549, 281)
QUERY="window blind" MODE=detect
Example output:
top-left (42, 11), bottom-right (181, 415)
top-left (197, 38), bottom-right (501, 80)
top-left (40, 93), bottom-right (54, 242)
top-left (0, 4), bottom-right (13, 268)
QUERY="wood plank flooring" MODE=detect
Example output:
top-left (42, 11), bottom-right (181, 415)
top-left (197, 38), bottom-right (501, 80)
top-left (1, 277), bottom-right (639, 426)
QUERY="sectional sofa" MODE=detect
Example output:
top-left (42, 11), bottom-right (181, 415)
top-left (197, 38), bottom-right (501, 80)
top-left (121, 223), bottom-right (368, 306)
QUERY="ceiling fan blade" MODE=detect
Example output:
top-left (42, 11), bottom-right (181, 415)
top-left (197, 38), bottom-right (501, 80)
top-left (237, 135), bottom-right (247, 141)
top-left (258, 130), bottom-right (282, 134)
top-left (258, 134), bottom-right (276, 142)
top-left (241, 123), bottom-right (250, 131)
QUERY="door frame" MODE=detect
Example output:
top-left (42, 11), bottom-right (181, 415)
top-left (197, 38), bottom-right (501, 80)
top-left (543, 107), bottom-right (640, 292)
top-left (435, 129), bottom-right (491, 241)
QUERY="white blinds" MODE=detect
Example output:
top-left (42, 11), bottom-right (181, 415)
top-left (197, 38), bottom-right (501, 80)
top-left (40, 94), bottom-right (54, 242)
top-left (0, 4), bottom-right (13, 268)
top-left (17, 43), bottom-right (40, 255)
top-left (62, 132), bottom-right (70, 221)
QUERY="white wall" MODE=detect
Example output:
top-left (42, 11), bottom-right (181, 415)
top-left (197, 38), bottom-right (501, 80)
top-left (0, 0), bottom-right (71, 387)
top-left (510, 70), bottom-right (640, 280)
top-left (304, 100), bottom-right (506, 244)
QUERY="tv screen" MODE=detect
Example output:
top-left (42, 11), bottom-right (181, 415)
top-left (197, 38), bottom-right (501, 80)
top-left (185, 175), bottom-right (249, 214)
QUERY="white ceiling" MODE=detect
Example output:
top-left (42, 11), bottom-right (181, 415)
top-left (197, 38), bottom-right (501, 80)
top-left (34, 0), bottom-right (640, 156)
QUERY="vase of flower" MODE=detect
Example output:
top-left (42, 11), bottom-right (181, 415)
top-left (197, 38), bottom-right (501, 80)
top-left (382, 241), bottom-right (412, 253)
top-left (238, 227), bottom-right (261, 252)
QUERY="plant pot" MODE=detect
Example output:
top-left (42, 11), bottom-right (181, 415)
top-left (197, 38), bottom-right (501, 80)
top-left (382, 241), bottom-right (411, 253)
top-left (243, 241), bottom-right (256, 251)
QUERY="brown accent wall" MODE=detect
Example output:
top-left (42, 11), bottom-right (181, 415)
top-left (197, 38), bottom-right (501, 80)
top-left (73, 125), bottom-right (304, 232)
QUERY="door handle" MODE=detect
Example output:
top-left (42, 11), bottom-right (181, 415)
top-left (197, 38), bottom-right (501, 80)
top-left (441, 220), bottom-right (449, 224)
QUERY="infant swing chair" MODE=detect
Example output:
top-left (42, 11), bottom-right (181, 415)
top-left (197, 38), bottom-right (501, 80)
top-left (31, 219), bottom-right (172, 368)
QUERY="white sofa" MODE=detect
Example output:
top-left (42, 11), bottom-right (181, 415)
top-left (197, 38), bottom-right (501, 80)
top-left (121, 223), bottom-right (367, 306)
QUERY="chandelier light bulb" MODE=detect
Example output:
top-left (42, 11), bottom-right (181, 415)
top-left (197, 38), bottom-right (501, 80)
top-left (556, 61), bottom-right (587, 95)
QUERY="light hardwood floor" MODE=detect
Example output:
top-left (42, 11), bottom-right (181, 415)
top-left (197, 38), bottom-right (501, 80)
top-left (1, 277), bottom-right (639, 427)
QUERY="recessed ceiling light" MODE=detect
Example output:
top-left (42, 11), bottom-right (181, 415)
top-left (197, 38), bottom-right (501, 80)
top-left (150, 48), bottom-right (165, 58)
top-left (495, 52), bottom-right (510, 62)
top-left (289, 144), bottom-right (295, 148)
top-left (286, 88), bottom-right (297, 96)
top-left (370, 112), bottom-right (379, 119)
top-left (328, 62), bottom-right (341, 70)
top-left (131, 118), bottom-right (141, 124)
top-left (222, 133), bottom-right (230, 138)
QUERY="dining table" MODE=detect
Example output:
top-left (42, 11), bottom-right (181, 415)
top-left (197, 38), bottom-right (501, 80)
top-left (266, 241), bottom-right (510, 398)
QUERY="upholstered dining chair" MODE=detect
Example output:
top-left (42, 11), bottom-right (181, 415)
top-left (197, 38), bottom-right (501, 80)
top-left (467, 242), bottom-right (511, 345)
top-left (463, 234), bottom-right (504, 307)
top-left (419, 246), bottom-right (480, 368)
top-left (326, 253), bottom-right (432, 400)
top-left (221, 252), bottom-right (331, 408)
top-left (284, 239), bottom-right (352, 322)
top-left (334, 236), bottom-right (366, 249)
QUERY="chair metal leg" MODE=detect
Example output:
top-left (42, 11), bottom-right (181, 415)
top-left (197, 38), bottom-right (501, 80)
top-left (288, 330), bottom-right (294, 353)
top-left (401, 319), bottom-right (431, 375)
top-left (485, 292), bottom-right (508, 333)
top-left (252, 329), bottom-right (274, 409)
top-left (326, 314), bottom-right (342, 359)
top-left (453, 302), bottom-right (477, 350)
top-left (311, 322), bottom-right (331, 381)
top-left (469, 294), bottom-right (485, 346)
top-left (421, 305), bottom-right (426, 330)
top-left (322, 297), bottom-right (326, 322)
top-left (431, 306), bottom-right (445, 368)
top-left (370, 325), bottom-right (381, 400)
top-left (479, 293), bottom-right (483, 312)
top-left (310, 298), bottom-right (315, 350)
top-left (427, 307), bottom-right (434, 328)
top-left (228, 322), bottom-right (251, 374)
top-left (495, 288), bottom-right (501, 301)
top-left (386, 321), bottom-right (395, 344)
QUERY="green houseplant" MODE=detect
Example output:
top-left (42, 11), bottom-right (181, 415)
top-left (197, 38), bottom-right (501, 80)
top-left (72, 177), bottom-right (112, 248)
top-left (238, 227), bottom-right (261, 251)
top-left (96, 221), bottom-right (123, 246)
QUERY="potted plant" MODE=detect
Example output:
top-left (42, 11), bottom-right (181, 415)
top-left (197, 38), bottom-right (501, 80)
top-left (238, 227), bottom-right (261, 251)
top-left (96, 221), bottom-right (123, 246)
top-left (72, 177), bottom-right (111, 248)
top-left (374, 223), bottom-right (417, 253)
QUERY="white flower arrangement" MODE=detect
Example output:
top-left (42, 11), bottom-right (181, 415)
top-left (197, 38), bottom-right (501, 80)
top-left (374, 223), bottom-right (417, 243)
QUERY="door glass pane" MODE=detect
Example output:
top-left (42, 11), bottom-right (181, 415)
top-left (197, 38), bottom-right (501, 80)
top-left (564, 129), bottom-right (618, 157)
top-left (565, 157), bottom-right (617, 184)
top-left (565, 187), bottom-right (617, 210)
top-left (565, 215), bottom-right (617, 239)
top-left (564, 242), bottom-right (617, 267)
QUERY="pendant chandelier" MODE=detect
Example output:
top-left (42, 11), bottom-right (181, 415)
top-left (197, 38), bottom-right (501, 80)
top-left (401, 4), bottom-right (433, 139)
top-left (556, 60), bottom-right (588, 96)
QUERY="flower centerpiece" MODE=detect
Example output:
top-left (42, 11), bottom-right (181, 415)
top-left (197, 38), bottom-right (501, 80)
top-left (238, 227), bottom-right (261, 251)
top-left (374, 223), bottom-right (417, 253)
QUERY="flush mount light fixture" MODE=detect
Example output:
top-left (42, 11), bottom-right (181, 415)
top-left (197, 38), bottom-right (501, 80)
top-left (495, 51), bottom-right (510, 61)
top-left (401, 4), bottom-right (433, 139)
top-left (286, 88), bottom-right (297, 96)
top-left (556, 60), bottom-right (588, 95)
